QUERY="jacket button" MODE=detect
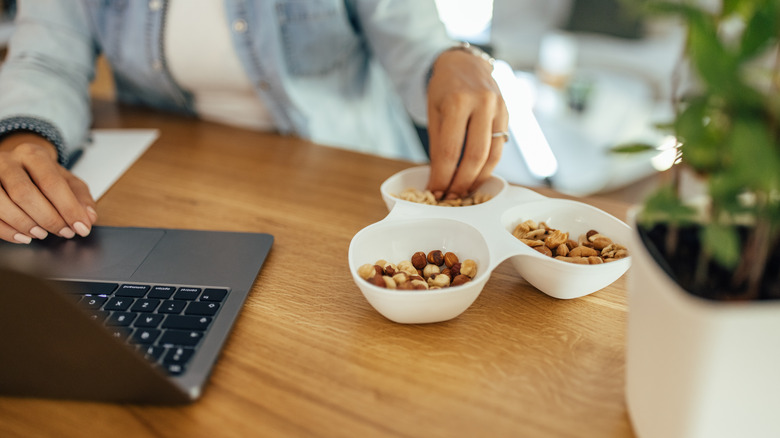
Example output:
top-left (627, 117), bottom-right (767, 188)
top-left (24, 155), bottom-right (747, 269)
top-left (232, 19), bottom-right (247, 33)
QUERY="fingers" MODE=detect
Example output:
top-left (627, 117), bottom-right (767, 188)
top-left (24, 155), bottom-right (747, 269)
top-left (0, 142), bottom-right (96, 243)
top-left (426, 100), bottom-right (469, 199)
top-left (424, 49), bottom-right (509, 200)
top-left (443, 104), bottom-right (494, 198)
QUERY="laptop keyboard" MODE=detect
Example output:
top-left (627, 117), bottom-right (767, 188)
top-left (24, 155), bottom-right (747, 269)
top-left (54, 280), bottom-right (229, 376)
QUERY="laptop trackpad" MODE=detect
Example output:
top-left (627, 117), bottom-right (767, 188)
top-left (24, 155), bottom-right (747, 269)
top-left (0, 227), bottom-right (165, 280)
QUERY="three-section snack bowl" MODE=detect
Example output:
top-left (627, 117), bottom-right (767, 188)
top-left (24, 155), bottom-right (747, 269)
top-left (348, 166), bottom-right (632, 324)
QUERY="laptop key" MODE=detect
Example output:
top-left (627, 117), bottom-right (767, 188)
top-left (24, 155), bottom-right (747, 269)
top-left (163, 347), bottom-right (195, 367)
top-left (115, 284), bottom-right (151, 297)
top-left (147, 285), bottom-right (176, 299)
top-left (104, 297), bottom-right (134, 311)
top-left (158, 300), bottom-right (186, 314)
top-left (162, 315), bottom-right (212, 331)
top-left (132, 328), bottom-right (161, 345)
top-left (107, 326), bottom-right (132, 342)
top-left (80, 295), bottom-right (108, 309)
top-left (159, 330), bottom-right (203, 347)
top-left (200, 288), bottom-right (228, 302)
top-left (106, 312), bottom-right (137, 326)
top-left (134, 313), bottom-right (164, 328)
top-left (184, 301), bottom-right (220, 316)
top-left (87, 310), bottom-right (110, 323)
top-left (173, 287), bottom-right (201, 300)
top-left (140, 345), bottom-right (166, 362)
top-left (131, 299), bottom-right (161, 312)
top-left (55, 280), bottom-right (119, 295)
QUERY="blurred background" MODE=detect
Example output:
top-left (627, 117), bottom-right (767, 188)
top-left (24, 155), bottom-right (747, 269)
top-left (0, 0), bottom-right (687, 201)
top-left (437, 0), bottom-right (687, 201)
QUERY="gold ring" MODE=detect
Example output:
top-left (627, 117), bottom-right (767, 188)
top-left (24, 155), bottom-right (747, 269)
top-left (492, 131), bottom-right (509, 142)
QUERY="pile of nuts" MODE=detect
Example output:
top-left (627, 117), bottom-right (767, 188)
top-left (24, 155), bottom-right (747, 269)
top-left (358, 250), bottom-right (478, 290)
top-left (394, 187), bottom-right (492, 207)
top-left (512, 220), bottom-right (629, 264)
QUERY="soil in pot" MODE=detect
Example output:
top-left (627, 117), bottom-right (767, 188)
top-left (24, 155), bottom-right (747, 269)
top-left (638, 223), bottom-right (780, 301)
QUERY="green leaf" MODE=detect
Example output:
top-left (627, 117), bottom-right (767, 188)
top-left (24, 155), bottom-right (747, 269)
top-left (639, 183), bottom-right (697, 226)
top-left (739, 1), bottom-right (779, 60)
top-left (701, 223), bottom-right (741, 269)
top-left (728, 117), bottom-right (780, 193)
top-left (610, 143), bottom-right (658, 154)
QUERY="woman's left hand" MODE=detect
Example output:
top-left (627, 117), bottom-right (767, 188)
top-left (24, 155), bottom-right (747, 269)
top-left (425, 46), bottom-right (509, 200)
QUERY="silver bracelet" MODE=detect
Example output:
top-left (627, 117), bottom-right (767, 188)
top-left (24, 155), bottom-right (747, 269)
top-left (447, 41), bottom-right (495, 67)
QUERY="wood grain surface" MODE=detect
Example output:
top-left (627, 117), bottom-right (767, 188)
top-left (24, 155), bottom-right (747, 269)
top-left (0, 101), bottom-right (636, 438)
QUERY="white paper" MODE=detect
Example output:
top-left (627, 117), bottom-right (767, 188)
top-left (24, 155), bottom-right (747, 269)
top-left (70, 129), bottom-right (159, 200)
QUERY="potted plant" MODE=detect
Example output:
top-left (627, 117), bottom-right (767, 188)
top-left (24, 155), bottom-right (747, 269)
top-left (615, 0), bottom-right (780, 436)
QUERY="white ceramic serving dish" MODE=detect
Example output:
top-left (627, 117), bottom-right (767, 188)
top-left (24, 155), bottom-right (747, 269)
top-left (348, 165), bottom-right (632, 323)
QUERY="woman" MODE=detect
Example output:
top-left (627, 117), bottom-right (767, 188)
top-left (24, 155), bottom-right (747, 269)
top-left (0, 0), bottom-right (508, 244)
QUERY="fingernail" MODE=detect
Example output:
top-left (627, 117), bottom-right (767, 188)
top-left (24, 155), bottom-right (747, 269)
top-left (13, 233), bottom-right (32, 244)
top-left (73, 221), bottom-right (90, 237)
top-left (432, 191), bottom-right (444, 200)
top-left (59, 227), bottom-right (76, 239)
top-left (445, 192), bottom-right (459, 200)
top-left (86, 206), bottom-right (98, 223)
top-left (30, 226), bottom-right (48, 240)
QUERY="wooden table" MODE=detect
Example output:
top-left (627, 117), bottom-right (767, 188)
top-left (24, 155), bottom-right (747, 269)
top-left (0, 101), bottom-right (636, 438)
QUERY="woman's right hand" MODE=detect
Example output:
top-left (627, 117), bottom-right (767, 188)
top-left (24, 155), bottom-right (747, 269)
top-left (0, 133), bottom-right (97, 244)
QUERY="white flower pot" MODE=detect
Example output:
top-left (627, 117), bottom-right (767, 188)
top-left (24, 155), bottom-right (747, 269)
top-left (625, 212), bottom-right (780, 438)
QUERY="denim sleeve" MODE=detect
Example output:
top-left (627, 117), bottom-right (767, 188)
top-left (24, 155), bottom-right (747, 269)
top-left (349, 0), bottom-right (454, 125)
top-left (0, 0), bottom-right (97, 165)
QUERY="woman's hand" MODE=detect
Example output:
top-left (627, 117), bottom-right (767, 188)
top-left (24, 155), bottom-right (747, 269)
top-left (0, 133), bottom-right (96, 244)
top-left (426, 46), bottom-right (508, 200)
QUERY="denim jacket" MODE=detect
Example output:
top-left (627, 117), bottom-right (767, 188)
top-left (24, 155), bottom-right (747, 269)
top-left (0, 0), bottom-right (453, 166)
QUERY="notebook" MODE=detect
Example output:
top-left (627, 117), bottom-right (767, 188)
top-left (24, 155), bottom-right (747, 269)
top-left (0, 225), bottom-right (274, 404)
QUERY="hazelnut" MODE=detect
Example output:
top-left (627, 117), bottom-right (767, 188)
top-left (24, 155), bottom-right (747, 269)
top-left (440, 267), bottom-right (453, 280)
top-left (450, 262), bottom-right (461, 277)
top-left (392, 272), bottom-right (409, 285)
top-left (358, 263), bottom-right (377, 280)
top-left (368, 274), bottom-right (386, 287)
top-left (411, 251), bottom-right (427, 270)
top-left (382, 276), bottom-right (397, 289)
top-left (428, 273), bottom-right (450, 288)
top-left (422, 263), bottom-right (440, 279)
top-left (397, 260), bottom-right (418, 276)
top-left (410, 279), bottom-right (429, 290)
top-left (451, 274), bottom-right (471, 287)
top-left (444, 252), bottom-right (459, 268)
top-left (460, 259), bottom-right (477, 278)
top-left (427, 250), bottom-right (444, 266)
top-left (383, 262), bottom-right (397, 276)
top-left (396, 281), bottom-right (414, 290)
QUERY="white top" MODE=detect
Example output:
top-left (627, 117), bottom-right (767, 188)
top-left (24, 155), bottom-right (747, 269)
top-left (165, 0), bottom-right (276, 131)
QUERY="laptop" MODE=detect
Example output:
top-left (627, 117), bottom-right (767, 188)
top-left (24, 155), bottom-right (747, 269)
top-left (0, 225), bottom-right (273, 404)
